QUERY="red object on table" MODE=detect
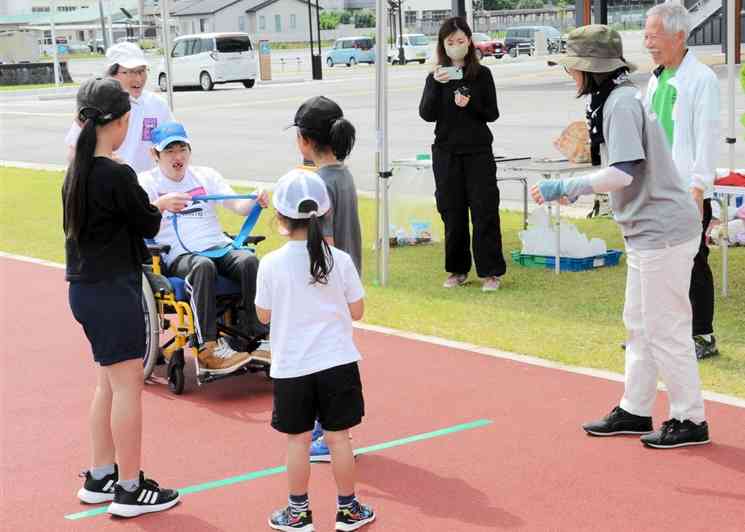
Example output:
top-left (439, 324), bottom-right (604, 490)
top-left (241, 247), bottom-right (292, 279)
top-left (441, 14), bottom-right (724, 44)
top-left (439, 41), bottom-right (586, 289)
top-left (715, 172), bottom-right (745, 187)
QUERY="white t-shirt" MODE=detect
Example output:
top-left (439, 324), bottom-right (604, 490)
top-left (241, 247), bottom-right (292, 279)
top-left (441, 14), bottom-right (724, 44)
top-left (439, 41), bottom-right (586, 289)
top-left (255, 241), bottom-right (365, 379)
top-left (66, 90), bottom-right (173, 174)
top-left (138, 166), bottom-right (233, 265)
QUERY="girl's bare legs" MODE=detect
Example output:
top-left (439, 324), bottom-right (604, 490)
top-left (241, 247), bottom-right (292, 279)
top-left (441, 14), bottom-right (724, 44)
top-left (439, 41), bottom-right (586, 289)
top-left (286, 432), bottom-right (313, 495)
top-left (89, 365), bottom-right (115, 467)
top-left (324, 429), bottom-right (355, 496)
top-left (104, 358), bottom-right (143, 481)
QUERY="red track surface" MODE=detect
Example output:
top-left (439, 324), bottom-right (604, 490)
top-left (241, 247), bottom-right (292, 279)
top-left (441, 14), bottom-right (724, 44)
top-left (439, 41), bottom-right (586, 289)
top-left (1, 257), bottom-right (744, 531)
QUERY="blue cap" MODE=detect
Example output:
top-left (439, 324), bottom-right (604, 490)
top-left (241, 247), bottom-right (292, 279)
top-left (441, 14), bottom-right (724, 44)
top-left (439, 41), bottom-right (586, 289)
top-left (151, 121), bottom-right (190, 151)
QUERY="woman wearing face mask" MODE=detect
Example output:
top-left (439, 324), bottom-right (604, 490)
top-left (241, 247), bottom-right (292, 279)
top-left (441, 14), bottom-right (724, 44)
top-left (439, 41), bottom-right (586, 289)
top-left (419, 16), bottom-right (506, 292)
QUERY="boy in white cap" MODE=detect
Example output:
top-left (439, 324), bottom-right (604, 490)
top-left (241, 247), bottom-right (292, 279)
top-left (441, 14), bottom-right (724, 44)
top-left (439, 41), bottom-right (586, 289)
top-left (65, 42), bottom-right (173, 173)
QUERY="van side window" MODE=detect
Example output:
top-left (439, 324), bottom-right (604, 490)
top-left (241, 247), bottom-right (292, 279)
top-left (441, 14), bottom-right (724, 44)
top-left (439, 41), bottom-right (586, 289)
top-left (201, 38), bottom-right (214, 52)
top-left (172, 40), bottom-right (187, 57)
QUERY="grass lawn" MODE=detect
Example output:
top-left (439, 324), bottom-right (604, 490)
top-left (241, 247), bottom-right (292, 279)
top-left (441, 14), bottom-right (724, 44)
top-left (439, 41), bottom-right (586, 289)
top-left (2, 167), bottom-right (743, 397)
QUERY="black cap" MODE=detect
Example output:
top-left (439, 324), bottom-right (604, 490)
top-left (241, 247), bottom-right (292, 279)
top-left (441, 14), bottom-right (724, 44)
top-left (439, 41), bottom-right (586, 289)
top-left (289, 96), bottom-right (343, 138)
top-left (76, 77), bottom-right (131, 124)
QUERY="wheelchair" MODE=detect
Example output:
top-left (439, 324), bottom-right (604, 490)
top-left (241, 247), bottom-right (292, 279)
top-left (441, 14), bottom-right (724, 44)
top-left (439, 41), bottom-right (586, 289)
top-left (140, 237), bottom-right (271, 394)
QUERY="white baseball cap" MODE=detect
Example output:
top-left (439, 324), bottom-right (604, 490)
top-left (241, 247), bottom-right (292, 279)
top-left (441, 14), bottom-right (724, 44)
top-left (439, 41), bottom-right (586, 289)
top-left (106, 42), bottom-right (147, 69)
top-left (272, 169), bottom-right (330, 220)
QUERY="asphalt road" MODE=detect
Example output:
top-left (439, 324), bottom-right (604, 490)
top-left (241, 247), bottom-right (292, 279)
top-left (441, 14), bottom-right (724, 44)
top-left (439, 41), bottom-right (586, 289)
top-left (1, 39), bottom-right (742, 202)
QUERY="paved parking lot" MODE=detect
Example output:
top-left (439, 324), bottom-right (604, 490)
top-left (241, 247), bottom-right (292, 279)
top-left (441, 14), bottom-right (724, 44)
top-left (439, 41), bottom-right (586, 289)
top-left (1, 37), bottom-right (742, 201)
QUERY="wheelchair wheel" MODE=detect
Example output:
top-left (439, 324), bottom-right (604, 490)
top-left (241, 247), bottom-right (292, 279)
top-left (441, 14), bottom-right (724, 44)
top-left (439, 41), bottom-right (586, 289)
top-left (141, 273), bottom-right (160, 380)
top-left (167, 349), bottom-right (185, 395)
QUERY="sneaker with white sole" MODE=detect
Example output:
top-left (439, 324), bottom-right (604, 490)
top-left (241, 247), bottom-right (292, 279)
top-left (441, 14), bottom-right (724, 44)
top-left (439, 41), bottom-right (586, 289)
top-left (107, 472), bottom-right (180, 518)
top-left (197, 338), bottom-right (251, 375)
top-left (443, 274), bottom-right (467, 288)
top-left (481, 276), bottom-right (501, 292)
top-left (77, 465), bottom-right (117, 504)
top-left (309, 436), bottom-right (331, 463)
top-left (311, 420), bottom-right (324, 442)
top-left (335, 500), bottom-right (375, 531)
top-left (640, 419), bottom-right (711, 449)
top-left (268, 506), bottom-right (314, 531)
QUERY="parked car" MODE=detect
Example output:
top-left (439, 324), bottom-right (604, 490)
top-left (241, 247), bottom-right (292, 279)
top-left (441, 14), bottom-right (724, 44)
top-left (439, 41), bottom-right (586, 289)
top-left (471, 32), bottom-right (504, 60)
top-left (504, 26), bottom-right (563, 56)
top-left (326, 37), bottom-right (375, 67)
top-left (387, 33), bottom-right (431, 64)
top-left (88, 38), bottom-right (104, 54)
top-left (157, 32), bottom-right (257, 91)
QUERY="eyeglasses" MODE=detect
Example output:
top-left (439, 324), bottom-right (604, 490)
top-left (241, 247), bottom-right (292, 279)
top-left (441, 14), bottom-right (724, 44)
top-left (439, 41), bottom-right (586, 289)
top-left (119, 67), bottom-right (149, 77)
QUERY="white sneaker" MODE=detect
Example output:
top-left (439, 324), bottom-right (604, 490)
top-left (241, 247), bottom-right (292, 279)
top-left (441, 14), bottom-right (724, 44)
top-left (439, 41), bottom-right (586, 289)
top-left (214, 338), bottom-right (238, 359)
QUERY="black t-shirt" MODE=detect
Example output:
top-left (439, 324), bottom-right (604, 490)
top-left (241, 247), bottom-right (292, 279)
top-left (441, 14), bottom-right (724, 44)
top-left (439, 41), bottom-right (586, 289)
top-left (419, 64), bottom-right (500, 153)
top-left (64, 157), bottom-right (162, 282)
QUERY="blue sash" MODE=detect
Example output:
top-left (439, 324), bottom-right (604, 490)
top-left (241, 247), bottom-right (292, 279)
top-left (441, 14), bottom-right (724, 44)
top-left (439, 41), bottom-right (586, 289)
top-left (172, 194), bottom-right (262, 259)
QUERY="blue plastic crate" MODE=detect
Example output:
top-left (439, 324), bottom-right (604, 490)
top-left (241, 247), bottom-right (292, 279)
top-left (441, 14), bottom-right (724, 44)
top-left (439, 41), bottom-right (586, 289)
top-left (512, 250), bottom-right (623, 272)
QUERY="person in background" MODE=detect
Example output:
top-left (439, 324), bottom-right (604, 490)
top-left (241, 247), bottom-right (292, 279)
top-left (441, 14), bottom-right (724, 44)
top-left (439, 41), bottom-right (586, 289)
top-left (644, 2), bottom-right (721, 360)
top-left (290, 95), bottom-right (362, 462)
top-left (419, 16), bottom-right (506, 292)
top-left (66, 42), bottom-right (173, 173)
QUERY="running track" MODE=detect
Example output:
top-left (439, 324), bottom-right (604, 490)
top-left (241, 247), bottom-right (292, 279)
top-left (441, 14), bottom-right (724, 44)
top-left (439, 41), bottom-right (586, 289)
top-left (1, 256), bottom-right (744, 531)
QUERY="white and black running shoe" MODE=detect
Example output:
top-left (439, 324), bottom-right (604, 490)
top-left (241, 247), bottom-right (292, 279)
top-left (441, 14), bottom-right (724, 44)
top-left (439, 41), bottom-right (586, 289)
top-left (107, 472), bottom-right (180, 518)
top-left (77, 466), bottom-right (118, 504)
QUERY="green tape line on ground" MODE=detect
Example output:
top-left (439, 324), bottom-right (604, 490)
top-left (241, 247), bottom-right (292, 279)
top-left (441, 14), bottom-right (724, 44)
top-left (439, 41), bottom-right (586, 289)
top-left (64, 418), bottom-right (492, 521)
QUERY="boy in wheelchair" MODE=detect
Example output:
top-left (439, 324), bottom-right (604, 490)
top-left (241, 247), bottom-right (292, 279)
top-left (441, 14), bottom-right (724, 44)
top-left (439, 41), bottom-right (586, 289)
top-left (138, 122), bottom-right (269, 375)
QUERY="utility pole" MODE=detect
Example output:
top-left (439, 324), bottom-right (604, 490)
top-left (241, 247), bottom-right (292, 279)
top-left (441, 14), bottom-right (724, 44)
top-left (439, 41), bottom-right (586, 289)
top-left (98, 0), bottom-right (109, 51)
top-left (50, 0), bottom-right (61, 87)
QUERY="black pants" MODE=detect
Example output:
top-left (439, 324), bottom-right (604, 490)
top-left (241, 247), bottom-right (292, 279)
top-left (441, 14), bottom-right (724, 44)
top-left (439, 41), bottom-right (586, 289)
top-left (169, 250), bottom-right (266, 344)
top-left (690, 199), bottom-right (714, 336)
top-left (431, 146), bottom-right (507, 278)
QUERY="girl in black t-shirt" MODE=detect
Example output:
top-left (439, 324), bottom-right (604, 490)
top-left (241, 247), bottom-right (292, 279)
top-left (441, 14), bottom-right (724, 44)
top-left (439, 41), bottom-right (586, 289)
top-left (420, 17), bottom-right (507, 292)
top-left (63, 77), bottom-right (179, 517)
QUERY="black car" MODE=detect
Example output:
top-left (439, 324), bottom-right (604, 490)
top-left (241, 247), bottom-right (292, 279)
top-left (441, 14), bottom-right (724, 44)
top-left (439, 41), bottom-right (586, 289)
top-left (504, 26), bottom-right (563, 56)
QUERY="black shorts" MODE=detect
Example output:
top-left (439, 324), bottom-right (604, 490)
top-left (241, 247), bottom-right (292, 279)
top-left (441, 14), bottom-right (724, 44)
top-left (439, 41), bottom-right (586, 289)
top-left (68, 272), bottom-right (145, 366)
top-left (272, 362), bottom-right (364, 435)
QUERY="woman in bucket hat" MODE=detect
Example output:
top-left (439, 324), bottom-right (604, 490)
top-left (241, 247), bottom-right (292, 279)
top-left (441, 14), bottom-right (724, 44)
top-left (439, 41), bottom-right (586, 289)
top-left (531, 25), bottom-right (710, 449)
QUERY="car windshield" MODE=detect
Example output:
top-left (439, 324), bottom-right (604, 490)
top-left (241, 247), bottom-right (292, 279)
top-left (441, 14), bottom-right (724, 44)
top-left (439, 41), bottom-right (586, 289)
top-left (216, 35), bottom-right (251, 53)
top-left (472, 33), bottom-right (490, 42)
top-left (409, 35), bottom-right (428, 46)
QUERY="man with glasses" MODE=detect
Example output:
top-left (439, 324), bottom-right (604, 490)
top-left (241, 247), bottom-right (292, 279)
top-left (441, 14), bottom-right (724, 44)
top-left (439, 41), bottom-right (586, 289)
top-left (644, 3), bottom-right (721, 360)
top-left (66, 42), bottom-right (173, 173)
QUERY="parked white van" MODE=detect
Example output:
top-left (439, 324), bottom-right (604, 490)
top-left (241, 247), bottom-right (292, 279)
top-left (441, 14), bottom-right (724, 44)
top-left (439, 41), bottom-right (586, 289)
top-left (157, 32), bottom-right (258, 91)
top-left (387, 33), bottom-right (431, 64)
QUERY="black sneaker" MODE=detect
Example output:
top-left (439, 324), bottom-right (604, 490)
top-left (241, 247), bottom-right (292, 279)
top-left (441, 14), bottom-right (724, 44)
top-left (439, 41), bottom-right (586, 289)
top-left (582, 406), bottom-right (653, 436)
top-left (641, 419), bottom-right (711, 449)
top-left (268, 506), bottom-right (314, 531)
top-left (694, 335), bottom-right (719, 360)
top-left (336, 501), bottom-right (376, 531)
top-left (77, 465), bottom-right (118, 504)
top-left (107, 472), bottom-right (180, 518)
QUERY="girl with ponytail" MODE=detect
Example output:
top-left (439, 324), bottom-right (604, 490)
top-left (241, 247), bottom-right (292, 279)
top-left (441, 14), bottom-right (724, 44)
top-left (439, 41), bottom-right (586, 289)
top-left (289, 96), bottom-right (363, 461)
top-left (290, 96), bottom-right (362, 275)
top-left (64, 77), bottom-right (180, 517)
top-left (255, 169), bottom-right (375, 532)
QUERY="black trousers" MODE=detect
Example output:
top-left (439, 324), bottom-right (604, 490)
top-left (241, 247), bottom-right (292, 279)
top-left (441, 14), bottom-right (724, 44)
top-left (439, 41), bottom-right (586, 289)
top-left (169, 250), bottom-right (266, 344)
top-left (690, 199), bottom-right (714, 336)
top-left (431, 146), bottom-right (507, 278)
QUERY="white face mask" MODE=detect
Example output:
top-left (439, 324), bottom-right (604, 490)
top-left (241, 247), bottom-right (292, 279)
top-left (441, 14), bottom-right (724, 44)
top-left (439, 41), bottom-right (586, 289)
top-left (445, 43), bottom-right (469, 61)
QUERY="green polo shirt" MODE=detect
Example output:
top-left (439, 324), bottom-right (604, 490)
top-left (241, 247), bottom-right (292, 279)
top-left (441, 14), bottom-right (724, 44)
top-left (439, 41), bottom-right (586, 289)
top-left (651, 67), bottom-right (677, 146)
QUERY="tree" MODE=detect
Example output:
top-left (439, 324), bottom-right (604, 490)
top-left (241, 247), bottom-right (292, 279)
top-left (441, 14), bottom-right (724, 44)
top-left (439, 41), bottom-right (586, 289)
top-left (354, 9), bottom-right (376, 29)
top-left (482, 0), bottom-right (520, 9)
top-left (516, 0), bottom-right (545, 9)
top-left (319, 11), bottom-right (341, 30)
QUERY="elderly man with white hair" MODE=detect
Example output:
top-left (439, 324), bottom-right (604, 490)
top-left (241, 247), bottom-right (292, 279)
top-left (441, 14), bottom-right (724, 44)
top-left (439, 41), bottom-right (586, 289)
top-left (644, 2), bottom-right (721, 360)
